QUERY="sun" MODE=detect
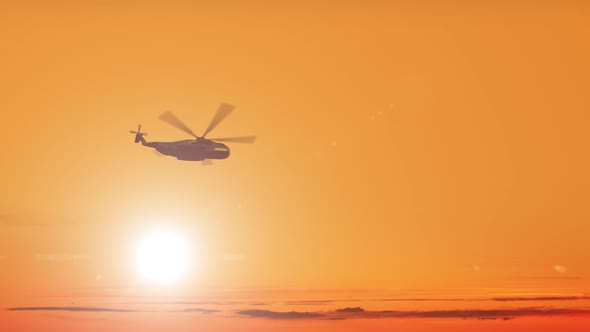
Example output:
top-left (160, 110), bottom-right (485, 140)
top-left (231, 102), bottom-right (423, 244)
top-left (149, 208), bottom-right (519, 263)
top-left (136, 231), bottom-right (189, 284)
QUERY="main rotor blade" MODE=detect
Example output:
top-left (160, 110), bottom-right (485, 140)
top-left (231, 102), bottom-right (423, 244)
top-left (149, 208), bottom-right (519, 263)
top-left (202, 103), bottom-right (235, 138)
top-left (210, 136), bottom-right (257, 144)
top-left (159, 111), bottom-right (198, 138)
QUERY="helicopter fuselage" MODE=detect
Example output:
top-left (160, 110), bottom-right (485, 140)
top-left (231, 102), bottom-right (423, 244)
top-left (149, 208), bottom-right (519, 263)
top-left (145, 138), bottom-right (230, 161)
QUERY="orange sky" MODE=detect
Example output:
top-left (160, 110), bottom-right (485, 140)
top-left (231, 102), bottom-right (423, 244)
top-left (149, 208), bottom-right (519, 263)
top-left (1, 1), bottom-right (589, 331)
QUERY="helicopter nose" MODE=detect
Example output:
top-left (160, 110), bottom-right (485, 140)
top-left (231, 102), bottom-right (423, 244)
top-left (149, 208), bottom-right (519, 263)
top-left (213, 145), bottom-right (230, 159)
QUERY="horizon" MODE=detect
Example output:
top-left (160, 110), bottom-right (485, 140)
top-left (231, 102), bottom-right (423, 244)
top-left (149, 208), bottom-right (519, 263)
top-left (1, 1), bottom-right (589, 331)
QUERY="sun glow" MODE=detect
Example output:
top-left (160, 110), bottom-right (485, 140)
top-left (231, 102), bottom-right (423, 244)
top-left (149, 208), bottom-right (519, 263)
top-left (136, 231), bottom-right (189, 284)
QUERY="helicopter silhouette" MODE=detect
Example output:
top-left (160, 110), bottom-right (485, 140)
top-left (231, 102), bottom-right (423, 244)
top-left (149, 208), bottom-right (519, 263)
top-left (131, 103), bottom-right (256, 164)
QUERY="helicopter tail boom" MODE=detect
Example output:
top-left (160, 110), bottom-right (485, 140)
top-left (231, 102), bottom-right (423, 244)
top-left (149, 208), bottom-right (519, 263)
top-left (134, 133), bottom-right (147, 145)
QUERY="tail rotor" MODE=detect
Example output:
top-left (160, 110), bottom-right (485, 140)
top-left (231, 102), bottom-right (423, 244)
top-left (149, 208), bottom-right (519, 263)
top-left (130, 124), bottom-right (147, 143)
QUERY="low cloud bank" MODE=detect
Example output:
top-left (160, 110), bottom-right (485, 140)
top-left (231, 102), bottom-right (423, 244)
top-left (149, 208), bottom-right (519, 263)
top-left (237, 307), bottom-right (590, 321)
top-left (237, 309), bottom-right (324, 319)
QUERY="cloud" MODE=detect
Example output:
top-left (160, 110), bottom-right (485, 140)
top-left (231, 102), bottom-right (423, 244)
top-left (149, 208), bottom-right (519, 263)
top-left (36, 254), bottom-right (91, 262)
top-left (284, 300), bottom-right (332, 305)
top-left (492, 296), bottom-right (590, 302)
top-left (176, 308), bottom-right (220, 314)
top-left (355, 308), bottom-right (590, 319)
top-left (8, 305), bottom-right (590, 321)
top-left (124, 301), bottom-right (256, 306)
top-left (336, 307), bottom-right (365, 313)
top-left (41, 313), bottom-right (109, 322)
top-left (237, 309), bottom-right (324, 319)
top-left (237, 307), bottom-right (590, 321)
top-left (7, 307), bottom-right (141, 313)
top-left (7, 307), bottom-right (220, 314)
top-left (477, 317), bottom-right (515, 321)
top-left (378, 298), bottom-right (471, 302)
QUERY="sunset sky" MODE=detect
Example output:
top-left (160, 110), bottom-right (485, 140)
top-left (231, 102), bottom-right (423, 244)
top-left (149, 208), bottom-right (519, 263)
top-left (1, 1), bottom-right (589, 331)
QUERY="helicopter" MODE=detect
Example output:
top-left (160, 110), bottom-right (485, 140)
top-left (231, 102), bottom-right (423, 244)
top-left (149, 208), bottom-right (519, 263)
top-left (130, 103), bottom-right (256, 164)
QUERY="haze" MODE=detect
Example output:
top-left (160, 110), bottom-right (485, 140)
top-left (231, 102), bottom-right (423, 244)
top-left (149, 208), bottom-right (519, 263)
top-left (1, 1), bottom-right (589, 331)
